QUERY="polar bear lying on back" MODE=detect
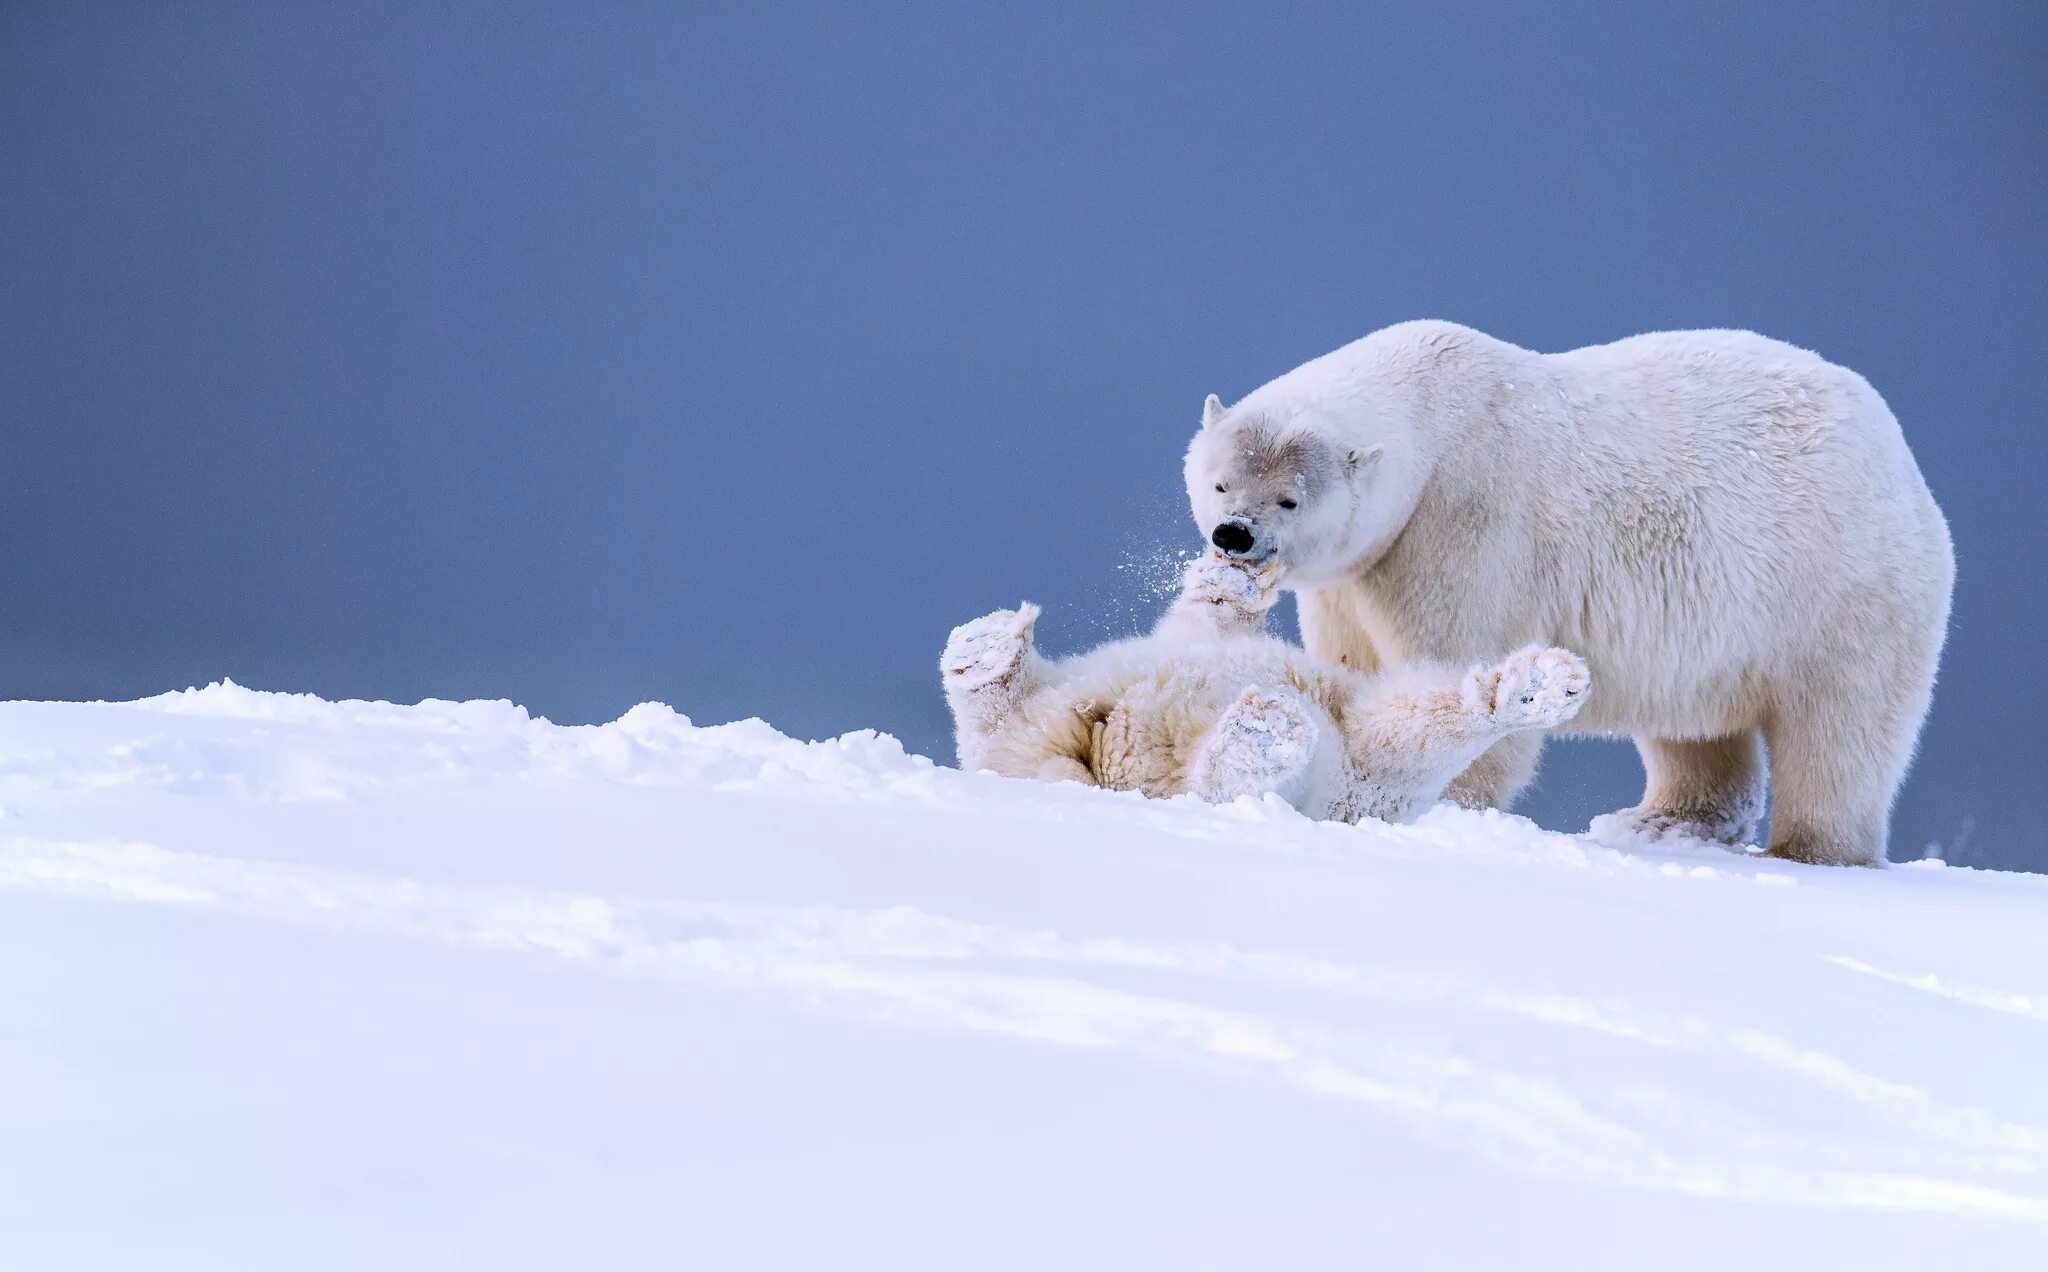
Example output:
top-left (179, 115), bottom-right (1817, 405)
top-left (941, 554), bottom-right (1588, 823)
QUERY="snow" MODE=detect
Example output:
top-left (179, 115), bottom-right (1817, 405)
top-left (3, 682), bottom-right (2045, 1269)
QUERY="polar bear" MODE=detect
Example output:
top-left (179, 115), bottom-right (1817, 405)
top-left (940, 553), bottom-right (1589, 823)
top-left (1185, 321), bottom-right (1954, 866)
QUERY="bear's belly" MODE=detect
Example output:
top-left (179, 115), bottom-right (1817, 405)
top-left (1084, 673), bottom-right (1247, 797)
top-left (1354, 588), bottom-right (1769, 740)
top-left (1550, 596), bottom-right (1779, 738)
top-left (1555, 655), bottom-right (1766, 738)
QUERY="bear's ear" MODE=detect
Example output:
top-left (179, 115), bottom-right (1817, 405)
top-left (1201, 393), bottom-right (1228, 431)
top-left (1343, 445), bottom-right (1384, 476)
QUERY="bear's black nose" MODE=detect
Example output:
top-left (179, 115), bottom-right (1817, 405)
top-left (1211, 521), bottom-right (1256, 555)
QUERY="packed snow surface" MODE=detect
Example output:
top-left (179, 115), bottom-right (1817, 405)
top-left (3, 682), bottom-right (2045, 1269)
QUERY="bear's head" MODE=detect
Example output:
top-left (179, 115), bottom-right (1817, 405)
top-left (1184, 393), bottom-right (1405, 588)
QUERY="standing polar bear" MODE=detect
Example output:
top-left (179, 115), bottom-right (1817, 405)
top-left (942, 553), bottom-right (1589, 824)
top-left (1187, 321), bottom-right (1953, 866)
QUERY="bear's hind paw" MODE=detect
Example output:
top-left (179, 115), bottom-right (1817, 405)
top-left (1191, 684), bottom-right (1317, 800)
top-left (1469, 647), bottom-right (1590, 728)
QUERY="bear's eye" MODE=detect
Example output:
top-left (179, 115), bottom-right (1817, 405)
top-left (1277, 498), bottom-right (1297, 510)
top-left (1214, 483), bottom-right (1226, 493)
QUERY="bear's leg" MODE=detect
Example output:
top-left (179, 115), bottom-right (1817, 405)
top-left (1441, 732), bottom-right (1544, 811)
top-left (941, 604), bottom-right (1053, 760)
top-left (1297, 585), bottom-right (1382, 673)
top-left (1618, 733), bottom-right (1768, 846)
top-left (1762, 683), bottom-right (1927, 868)
top-left (1187, 685), bottom-right (1322, 808)
top-left (1345, 648), bottom-right (1589, 822)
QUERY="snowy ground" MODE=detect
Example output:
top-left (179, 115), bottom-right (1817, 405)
top-left (3, 684), bottom-right (2045, 1269)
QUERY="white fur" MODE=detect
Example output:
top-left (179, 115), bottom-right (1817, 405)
top-left (940, 555), bottom-right (1588, 825)
top-left (1185, 321), bottom-right (1954, 866)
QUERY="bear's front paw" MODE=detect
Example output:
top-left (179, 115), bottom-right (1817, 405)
top-left (1467, 647), bottom-right (1589, 728)
top-left (1179, 550), bottom-right (1281, 615)
top-left (941, 604), bottom-right (1040, 694)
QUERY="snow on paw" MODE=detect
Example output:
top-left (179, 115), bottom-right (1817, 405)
top-left (941, 603), bottom-right (1040, 695)
top-left (1179, 551), bottom-right (1280, 615)
top-left (1193, 684), bottom-right (1316, 799)
top-left (1473, 646), bottom-right (1590, 728)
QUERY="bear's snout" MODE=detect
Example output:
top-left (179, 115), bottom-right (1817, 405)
top-left (1211, 520), bottom-right (1258, 557)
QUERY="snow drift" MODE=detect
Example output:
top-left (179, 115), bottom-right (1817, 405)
top-left (3, 683), bottom-right (2044, 1269)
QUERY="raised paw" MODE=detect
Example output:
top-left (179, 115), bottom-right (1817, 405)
top-left (1466, 646), bottom-right (1590, 728)
top-left (1191, 684), bottom-right (1318, 800)
top-left (1178, 550), bottom-right (1281, 615)
top-left (941, 603), bottom-right (1040, 695)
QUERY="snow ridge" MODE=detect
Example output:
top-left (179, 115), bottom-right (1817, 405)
top-left (4, 683), bottom-right (2046, 1267)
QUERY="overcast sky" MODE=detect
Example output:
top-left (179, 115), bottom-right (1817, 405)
top-left (4, 2), bottom-right (2043, 867)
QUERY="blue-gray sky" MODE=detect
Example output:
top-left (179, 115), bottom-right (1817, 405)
top-left (5, 2), bottom-right (2044, 868)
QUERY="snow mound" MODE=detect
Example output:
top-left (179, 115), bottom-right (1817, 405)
top-left (3, 684), bottom-right (2045, 1269)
